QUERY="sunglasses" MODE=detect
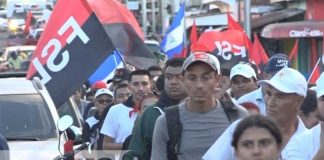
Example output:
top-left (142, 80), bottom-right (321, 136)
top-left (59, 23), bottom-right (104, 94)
top-left (97, 99), bottom-right (111, 104)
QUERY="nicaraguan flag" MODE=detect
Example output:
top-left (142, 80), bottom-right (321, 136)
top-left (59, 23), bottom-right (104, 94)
top-left (88, 50), bottom-right (124, 85)
top-left (160, 3), bottom-right (185, 58)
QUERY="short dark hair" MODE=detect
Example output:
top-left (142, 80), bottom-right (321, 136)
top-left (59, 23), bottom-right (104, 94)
top-left (148, 65), bottom-right (163, 72)
top-left (139, 92), bottom-right (158, 106)
top-left (114, 83), bottom-right (129, 97)
top-left (155, 74), bottom-right (165, 92)
top-left (164, 58), bottom-right (185, 71)
top-left (300, 90), bottom-right (317, 116)
top-left (129, 70), bottom-right (151, 82)
top-left (232, 115), bottom-right (282, 148)
top-left (221, 68), bottom-right (230, 77)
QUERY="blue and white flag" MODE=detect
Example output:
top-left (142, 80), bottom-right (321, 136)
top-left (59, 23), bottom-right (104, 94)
top-left (88, 50), bottom-right (124, 85)
top-left (160, 3), bottom-right (185, 58)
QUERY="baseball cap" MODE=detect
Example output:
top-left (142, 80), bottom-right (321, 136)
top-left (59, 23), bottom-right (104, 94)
top-left (107, 68), bottom-right (131, 83)
top-left (182, 52), bottom-right (220, 74)
top-left (95, 88), bottom-right (114, 99)
top-left (258, 68), bottom-right (307, 97)
top-left (230, 63), bottom-right (257, 80)
top-left (316, 73), bottom-right (324, 98)
top-left (92, 81), bottom-right (107, 90)
top-left (264, 54), bottom-right (291, 74)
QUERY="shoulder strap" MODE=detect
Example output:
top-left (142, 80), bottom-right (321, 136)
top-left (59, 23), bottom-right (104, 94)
top-left (165, 105), bottom-right (182, 160)
top-left (220, 99), bottom-right (240, 123)
top-left (154, 106), bottom-right (164, 114)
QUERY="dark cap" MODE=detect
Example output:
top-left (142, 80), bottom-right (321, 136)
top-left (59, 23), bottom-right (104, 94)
top-left (264, 54), bottom-right (291, 74)
top-left (107, 68), bottom-right (131, 84)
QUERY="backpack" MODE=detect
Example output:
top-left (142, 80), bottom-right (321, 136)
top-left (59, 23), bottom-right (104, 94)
top-left (165, 99), bottom-right (241, 160)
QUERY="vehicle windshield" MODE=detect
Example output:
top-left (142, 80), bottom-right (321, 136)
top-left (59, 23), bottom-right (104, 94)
top-left (0, 94), bottom-right (57, 140)
top-left (12, 11), bottom-right (26, 19)
top-left (146, 43), bottom-right (160, 53)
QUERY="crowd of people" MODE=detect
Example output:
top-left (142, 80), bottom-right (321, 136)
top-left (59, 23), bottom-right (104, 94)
top-left (68, 51), bottom-right (324, 160)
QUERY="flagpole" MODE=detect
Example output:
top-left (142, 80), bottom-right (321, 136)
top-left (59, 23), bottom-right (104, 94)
top-left (115, 48), bottom-right (128, 68)
top-left (308, 58), bottom-right (321, 83)
top-left (182, 0), bottom-right (187, 57)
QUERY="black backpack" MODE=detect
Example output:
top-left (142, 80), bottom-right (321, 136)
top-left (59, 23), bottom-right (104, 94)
top-left (165, 99), bottom-right (241, 160)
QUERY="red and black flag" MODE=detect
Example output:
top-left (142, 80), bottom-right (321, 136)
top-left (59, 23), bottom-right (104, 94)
top-left (26, 0), bottom-right (115, 106)
top-left (249, 34), bottom-right (269, 73)
top-left (309, 38), bottom-right (324, 84)
top-left (191, 30), bottom-right (250, 69)
top-left (24, 11), bottom-right (33, 34)
top-left (288, 39), bottom-right (299, 60)
top-left (88, 0), bottom-right (158, 69)
top-left (227, 13), bottom-right (244, 32)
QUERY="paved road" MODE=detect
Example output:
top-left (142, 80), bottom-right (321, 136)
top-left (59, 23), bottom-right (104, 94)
top-left (0, 31), bottom-right (8, 49)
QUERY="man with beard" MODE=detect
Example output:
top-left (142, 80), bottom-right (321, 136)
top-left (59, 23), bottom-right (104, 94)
top-left (101, 70), bottom-right (152, 150)
top-left (285, 73), bottom-right (324, 159)
top-left (203, 67), bottom-right (308, 160)
top-left (123, 58), bottom-right (187, 160)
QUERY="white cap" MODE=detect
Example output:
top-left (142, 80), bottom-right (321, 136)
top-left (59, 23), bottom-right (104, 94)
top-left (316, 73), bottom-right (324, 98)
top-left (182, 52), bottom-right (220, 74)
top-left (230, 63), bottom-right (257, 80)
top-left (258, 68), bottom-right (307, 97)
top-left (95, 88), bottom-right (114, 99)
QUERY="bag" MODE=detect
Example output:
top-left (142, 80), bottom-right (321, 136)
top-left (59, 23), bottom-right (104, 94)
top-left (165, 99), bottom-right (241, 160)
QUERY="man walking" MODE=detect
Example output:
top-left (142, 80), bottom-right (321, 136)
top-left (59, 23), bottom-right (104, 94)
top-left (151, 52), bottom-right (248, 160)
top-left (123, 58), bottom-right (187, 159)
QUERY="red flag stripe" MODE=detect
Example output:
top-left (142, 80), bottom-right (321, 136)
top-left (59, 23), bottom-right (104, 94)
top-left (88, 0), bottom-right (144, 40)
top-left (289, 39), bottom-right (299, 60)
top-left (24, 11), bottom-right (33, 34)
top-left (227, 13), bottom-right (244, 32)
top-left (250, 33), bottom-right (268, 72)
top-left (27, 0), bottom-right (93, 78)
top-left (190, 20), bottom-right (198, 45)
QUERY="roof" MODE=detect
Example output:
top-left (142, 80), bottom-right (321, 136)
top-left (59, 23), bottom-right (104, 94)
top-left (251, 8), bottom-right (304, 29)
top-left (261, 20), bottom-right (324, 38)
top-left (0, 78), bottom-right (38, 95)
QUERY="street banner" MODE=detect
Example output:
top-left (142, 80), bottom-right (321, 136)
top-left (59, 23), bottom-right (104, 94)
top-left (191, 30), bottom-right (250, 69)
top-left (88, 0), bottom-right (158, 69)
top-left (26, 0), bottom-right (115, 106)
top-left (160, 3), bottom-right (186, 58)
top-left (250, 34), bottom-right (268, 73)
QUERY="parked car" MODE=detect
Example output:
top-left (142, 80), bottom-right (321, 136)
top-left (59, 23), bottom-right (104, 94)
top-left (0, 74), bottom-right (63, 160)
top-left (0, 72), bottom-right (83, 159)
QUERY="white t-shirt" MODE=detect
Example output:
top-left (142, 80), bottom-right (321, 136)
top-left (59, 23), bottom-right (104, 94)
top-left (285, 124), bottom-right (321, 159)
top-left (100, 103), bottom-right (138, 143)
top-left (237, 87), bottom-right (266, 115)
top-left (203, 117), bottom-right (307, 160)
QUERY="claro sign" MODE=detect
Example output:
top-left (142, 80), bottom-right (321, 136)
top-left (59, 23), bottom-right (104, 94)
top-left (290, 28), bottom-right (323, 37)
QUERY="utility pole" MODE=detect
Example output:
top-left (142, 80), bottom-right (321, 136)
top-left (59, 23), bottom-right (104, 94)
top-left (160, 0), bottom-right (167, 34)
top-left (152, 0), bottom-right (156, 33)
top-left (141, 0), bottom-right (147, 35)
top-left (243, 0), bottom-right (251, 39)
